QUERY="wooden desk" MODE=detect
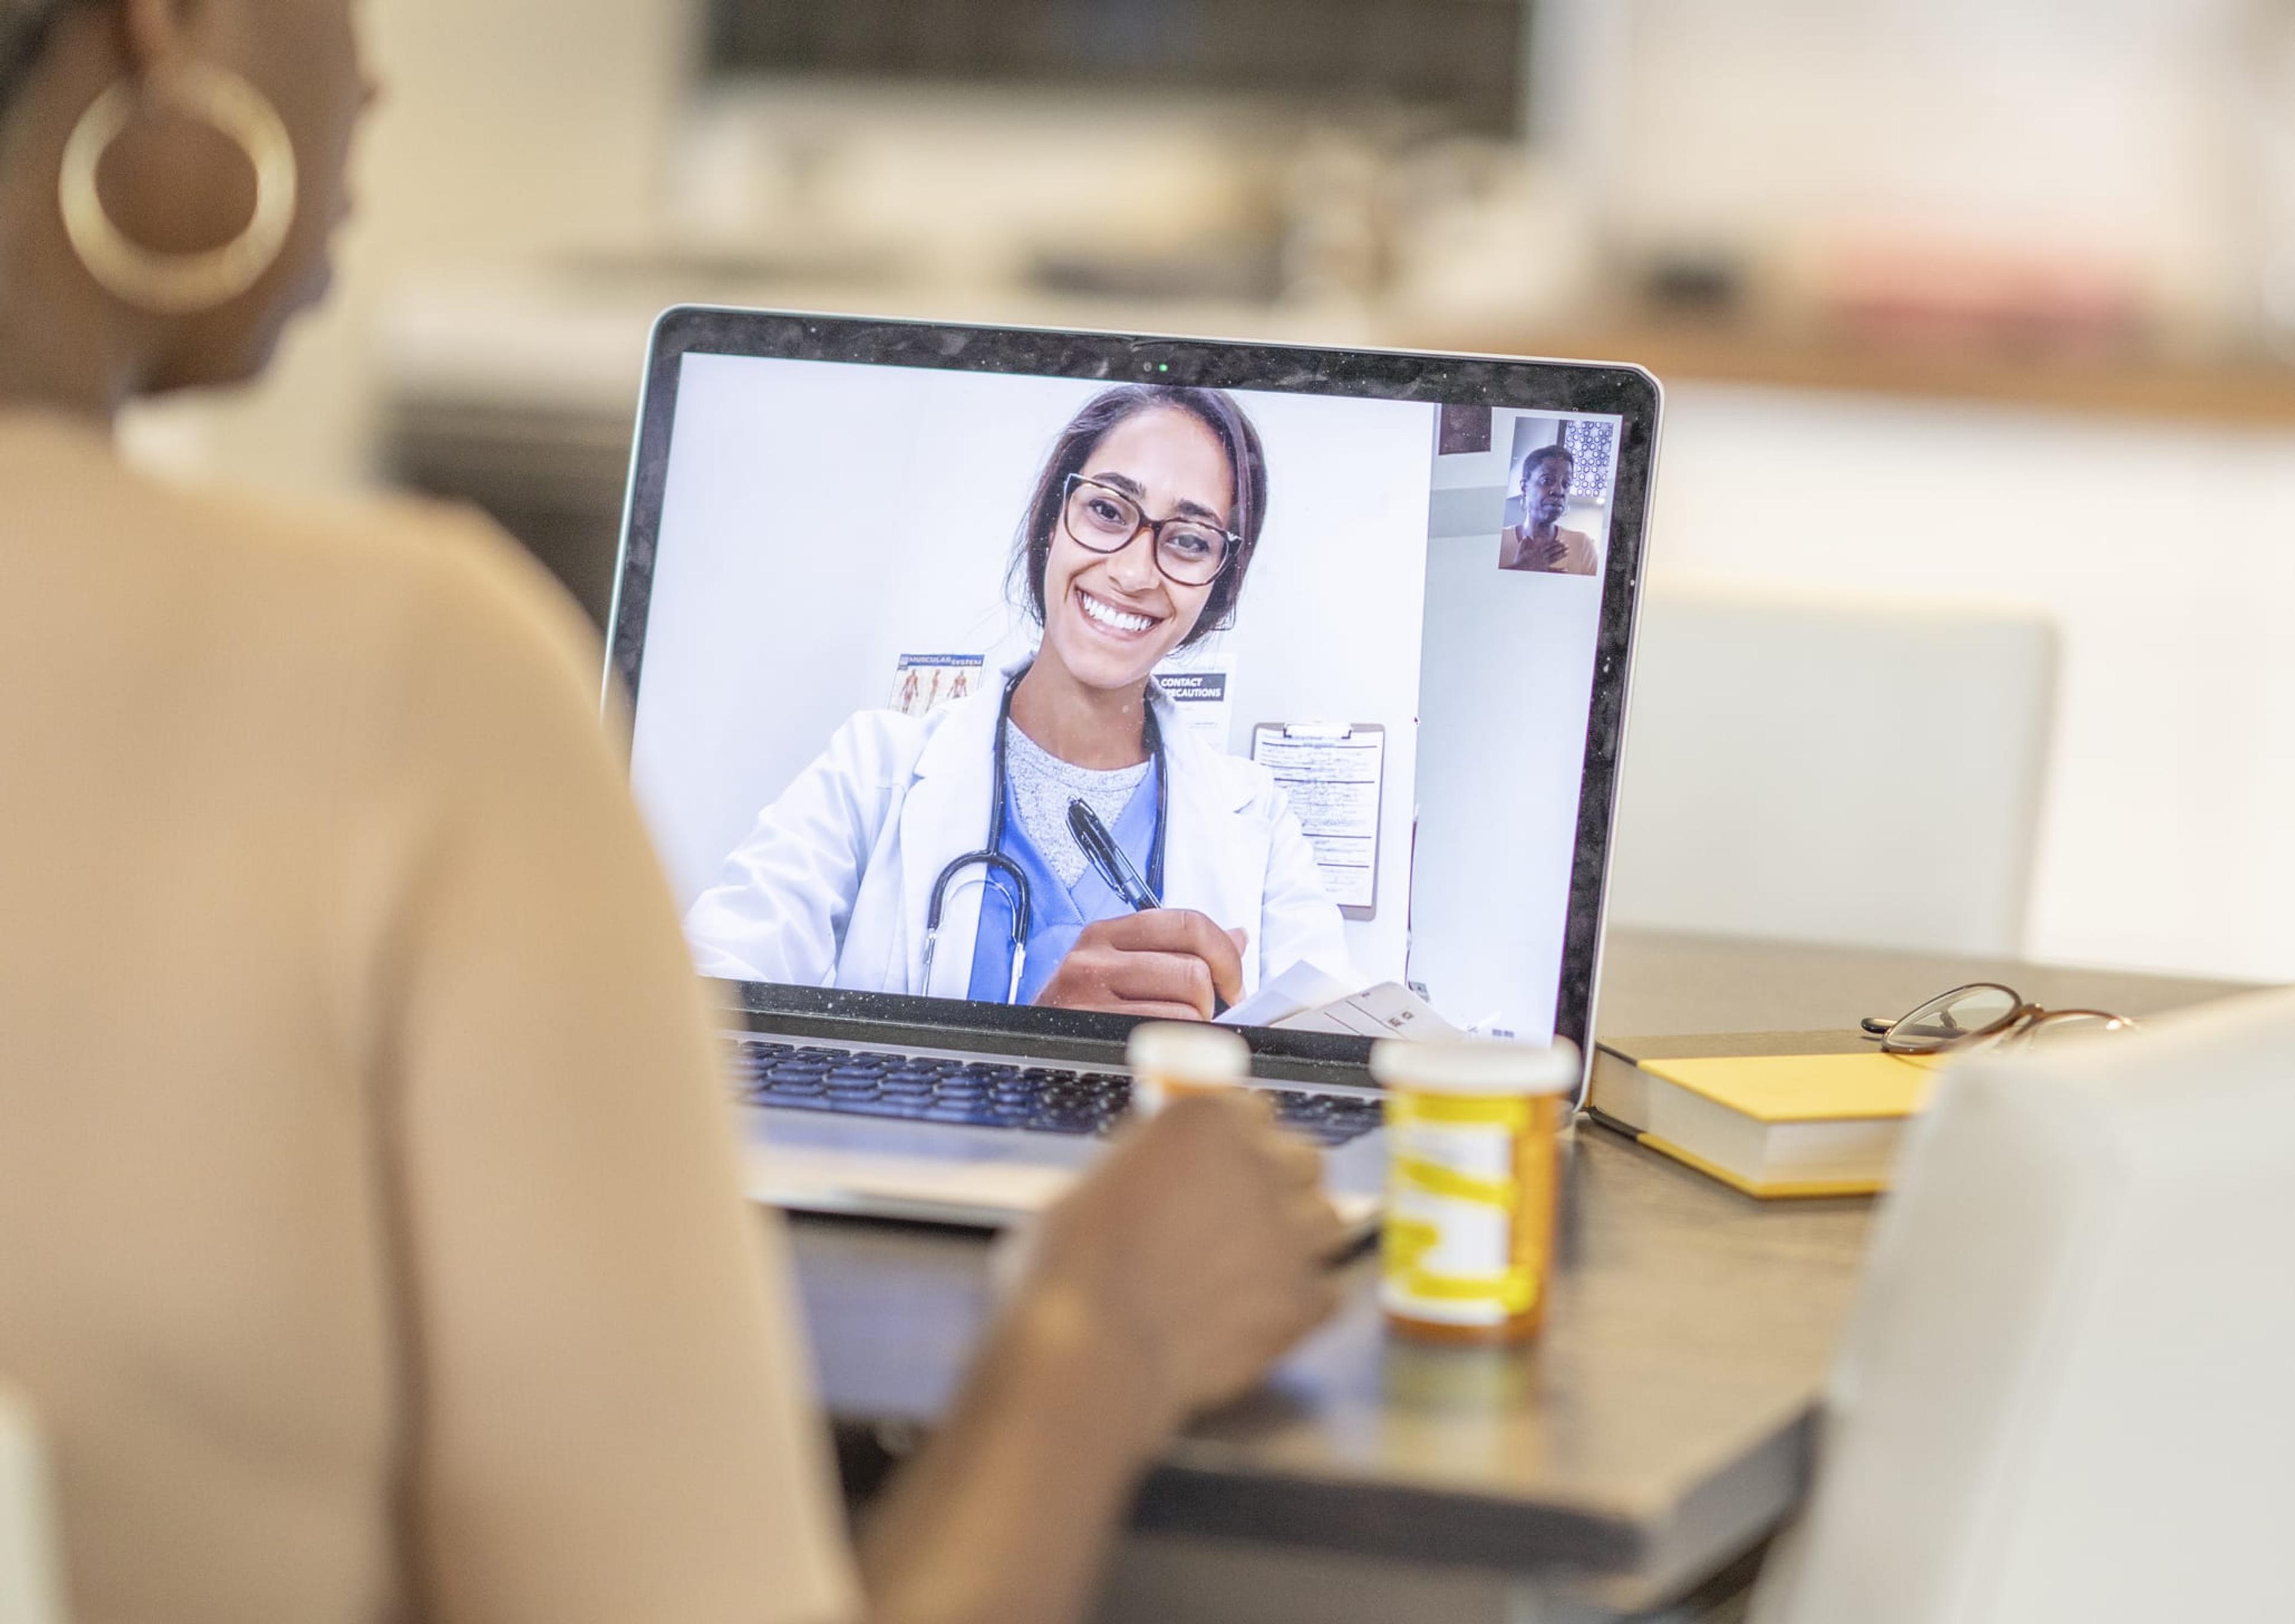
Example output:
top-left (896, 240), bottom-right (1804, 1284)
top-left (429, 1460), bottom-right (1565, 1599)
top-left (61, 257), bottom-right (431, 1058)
top-left (788, 930), bottom-right (2250, 1621)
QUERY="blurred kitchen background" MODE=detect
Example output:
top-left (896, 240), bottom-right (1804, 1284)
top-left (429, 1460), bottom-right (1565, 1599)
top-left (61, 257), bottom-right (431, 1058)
top-left (124, 0), bottom-right (2295, 986)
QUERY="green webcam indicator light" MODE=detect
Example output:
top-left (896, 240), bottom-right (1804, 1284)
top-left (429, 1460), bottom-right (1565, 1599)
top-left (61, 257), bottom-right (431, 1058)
top-left (1158, 363), bottom-right (1169, 372)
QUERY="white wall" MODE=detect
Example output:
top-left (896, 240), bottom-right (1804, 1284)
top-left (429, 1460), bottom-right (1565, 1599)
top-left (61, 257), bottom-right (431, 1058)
top-left (628, 356), bottom-right (1434, 980)
top-left (1410, 409), bottom-right (1620, 1040)
top-left (1651, 381), bottom-right (2295, 984)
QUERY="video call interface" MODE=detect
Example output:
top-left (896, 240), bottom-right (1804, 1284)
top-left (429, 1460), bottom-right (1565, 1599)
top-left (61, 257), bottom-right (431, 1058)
top-left (629, 353), bottom-right (1623, 1044)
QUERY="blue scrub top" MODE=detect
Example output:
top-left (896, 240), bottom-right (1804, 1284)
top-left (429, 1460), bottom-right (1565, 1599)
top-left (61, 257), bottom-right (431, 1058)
top-left (966, 764), bottom-right (1161, 1005)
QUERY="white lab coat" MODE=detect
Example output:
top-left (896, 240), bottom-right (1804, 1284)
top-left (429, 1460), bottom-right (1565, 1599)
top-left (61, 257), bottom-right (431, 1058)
top-left (684, 679), bottom-right (1355, 1001)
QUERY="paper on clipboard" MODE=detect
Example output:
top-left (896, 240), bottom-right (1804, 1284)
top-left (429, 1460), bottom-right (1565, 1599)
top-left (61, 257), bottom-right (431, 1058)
top-left (1250, 722), bottom-right (1385, 915)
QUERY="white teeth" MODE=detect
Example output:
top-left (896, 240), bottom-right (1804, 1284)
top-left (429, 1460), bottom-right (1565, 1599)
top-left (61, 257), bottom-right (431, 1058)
top-left (1079, 591), bottom-right (1154, 634)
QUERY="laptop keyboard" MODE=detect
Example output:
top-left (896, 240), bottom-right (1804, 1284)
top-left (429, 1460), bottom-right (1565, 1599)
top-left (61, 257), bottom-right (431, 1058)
top-left (728, 1037), bottom-right (1385, 1148)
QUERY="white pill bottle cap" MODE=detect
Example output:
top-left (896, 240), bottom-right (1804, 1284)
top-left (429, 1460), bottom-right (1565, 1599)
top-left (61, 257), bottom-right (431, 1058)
top-left (1369, 1037), bottom-right (1580, 1097)
top-left (1128, 1023), bottom-right (1251, 1115)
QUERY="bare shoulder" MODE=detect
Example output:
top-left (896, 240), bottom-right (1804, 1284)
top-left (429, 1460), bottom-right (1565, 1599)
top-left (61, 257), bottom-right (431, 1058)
top-left (0, 414), bottom-right (595, 704)
top-left (152, 474), bottom-right (603, 707)
top-left (2, 418), bottom-right (624, 842)
top-left (81, 467), bottom-right (620, 798)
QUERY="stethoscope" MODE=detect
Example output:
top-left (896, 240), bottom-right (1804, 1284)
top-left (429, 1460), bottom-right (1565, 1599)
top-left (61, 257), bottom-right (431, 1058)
top-left (919, 666), bottom-right (1170, 1002)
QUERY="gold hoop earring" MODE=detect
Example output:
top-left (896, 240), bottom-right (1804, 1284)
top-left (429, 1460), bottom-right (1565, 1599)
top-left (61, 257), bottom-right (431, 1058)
top-left (58, 63), bottom-right (299, 316)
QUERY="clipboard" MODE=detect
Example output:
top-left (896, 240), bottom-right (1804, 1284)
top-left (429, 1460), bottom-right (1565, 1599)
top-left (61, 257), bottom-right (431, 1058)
top-left (1249, 722), bottom-right (1387, 920)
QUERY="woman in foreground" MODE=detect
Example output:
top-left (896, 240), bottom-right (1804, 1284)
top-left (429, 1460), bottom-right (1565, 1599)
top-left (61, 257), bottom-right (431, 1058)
top-left (0, 4), bottom-right (1343, 1622)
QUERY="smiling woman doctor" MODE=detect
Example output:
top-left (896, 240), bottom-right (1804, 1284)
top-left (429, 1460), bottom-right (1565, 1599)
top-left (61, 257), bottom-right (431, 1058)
top-left (684, 386), bottom-right (1354, 1020)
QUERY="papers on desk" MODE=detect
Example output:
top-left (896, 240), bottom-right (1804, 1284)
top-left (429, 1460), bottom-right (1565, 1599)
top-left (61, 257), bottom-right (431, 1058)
top-left (1218, 962), bottom-right (1351, 1028)
top-left (1251, 723), bottom-right (1386, 916)
top-left (1220, 961), bottom-right (1462, 1039)
top-left (1283, 982), bottom-right (1462, 1041)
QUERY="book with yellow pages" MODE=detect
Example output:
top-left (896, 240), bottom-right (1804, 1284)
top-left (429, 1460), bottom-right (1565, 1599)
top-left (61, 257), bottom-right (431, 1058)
top-left (1585, 1032), bottom-right (1944, 1198)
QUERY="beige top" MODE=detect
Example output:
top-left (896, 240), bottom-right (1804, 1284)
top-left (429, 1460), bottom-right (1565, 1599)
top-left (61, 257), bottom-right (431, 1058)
top-left (1498, 525), bottom-right (1599, 576)
top-left (0, 416), bottom-right (860, 1624)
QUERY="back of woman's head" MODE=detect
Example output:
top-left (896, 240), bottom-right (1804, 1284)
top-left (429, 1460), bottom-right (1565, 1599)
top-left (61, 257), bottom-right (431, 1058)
top-left (0, 0), bottom-right (370, 406)
top-left (0, 3), bottom-right (85, 138)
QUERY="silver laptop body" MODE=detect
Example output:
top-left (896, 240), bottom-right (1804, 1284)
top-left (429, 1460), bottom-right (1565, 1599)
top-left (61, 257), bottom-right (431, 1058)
top-left (610, 310), bottom-right (1659, 1228)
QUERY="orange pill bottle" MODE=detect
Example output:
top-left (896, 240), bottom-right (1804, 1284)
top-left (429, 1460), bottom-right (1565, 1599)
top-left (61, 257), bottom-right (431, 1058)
top-left (1370, 1038), bottom-right (1580, 1345)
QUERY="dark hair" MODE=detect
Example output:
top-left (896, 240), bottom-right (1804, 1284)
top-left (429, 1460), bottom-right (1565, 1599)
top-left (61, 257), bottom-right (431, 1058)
top-left (1011, 385), bottom-right (1268, 650)
top-left (0, 2), bottom-right (75, 117)
top-left (1517, 442), bottom-right (1574, 487)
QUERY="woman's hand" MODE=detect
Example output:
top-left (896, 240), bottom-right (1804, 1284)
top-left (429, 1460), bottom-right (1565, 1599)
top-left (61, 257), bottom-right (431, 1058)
top-left (856, 1094), bottom-right (1347, 1624)
top-left (1034, 910), bottom-right (1247, 1021)
top-left (1018, 1092), bottom-right (1348, 1442)
top-left (1503, 527), bottom-right (1568, 571)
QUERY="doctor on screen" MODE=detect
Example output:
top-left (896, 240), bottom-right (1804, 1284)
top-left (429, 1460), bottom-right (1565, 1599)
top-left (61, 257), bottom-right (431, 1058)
top-left (684, 385), bottom-right (1354, 1020)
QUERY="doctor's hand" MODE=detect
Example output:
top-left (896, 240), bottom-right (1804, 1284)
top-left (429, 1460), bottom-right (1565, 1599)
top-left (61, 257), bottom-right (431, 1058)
top-left (1034, 909), bottom-right (1247, 1022)
top-left (1021, 1092), bottom-right (1347, 1441)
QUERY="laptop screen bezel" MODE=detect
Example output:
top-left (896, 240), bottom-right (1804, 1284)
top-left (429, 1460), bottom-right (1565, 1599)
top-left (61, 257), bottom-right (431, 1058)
top-left (609, 307), bottom-right (1659, 1078)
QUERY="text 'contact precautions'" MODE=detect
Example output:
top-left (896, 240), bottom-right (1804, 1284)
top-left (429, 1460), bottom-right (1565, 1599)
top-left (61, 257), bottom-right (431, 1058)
top-left (1250, 723), bottom-right (1386, 918)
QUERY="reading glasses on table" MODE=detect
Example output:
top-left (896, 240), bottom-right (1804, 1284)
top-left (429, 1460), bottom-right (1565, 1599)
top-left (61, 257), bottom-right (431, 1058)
top-left (1863, 982), bottom-right (2139, 1056)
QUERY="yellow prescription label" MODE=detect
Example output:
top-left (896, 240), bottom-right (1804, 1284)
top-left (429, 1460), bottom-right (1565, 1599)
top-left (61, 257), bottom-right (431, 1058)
top-left (1381, 1108), bottom-right (1536, 1328)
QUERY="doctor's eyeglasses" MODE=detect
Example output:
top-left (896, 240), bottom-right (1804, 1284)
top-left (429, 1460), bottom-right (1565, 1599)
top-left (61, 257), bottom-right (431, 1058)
top-left (1862, 983), bottom-right (2139, 1056)
top-left (1062, 475), bottom-right (1240, 588)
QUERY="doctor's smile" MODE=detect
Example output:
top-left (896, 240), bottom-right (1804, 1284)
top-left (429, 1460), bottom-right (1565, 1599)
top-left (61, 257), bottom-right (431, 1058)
top-left (686, 384), bottom-right (1355, 1020)
top-left (1074, 588), bottom-right (1161, 639)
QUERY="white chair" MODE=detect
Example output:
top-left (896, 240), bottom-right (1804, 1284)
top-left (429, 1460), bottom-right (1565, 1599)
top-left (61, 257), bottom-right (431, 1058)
top-left (1751, 987), bottom-right (2295, 1623)
top-left (0, 1388), bottom-right (66, 1624)
top-left (1605, 582), bottom-right (2057, 956)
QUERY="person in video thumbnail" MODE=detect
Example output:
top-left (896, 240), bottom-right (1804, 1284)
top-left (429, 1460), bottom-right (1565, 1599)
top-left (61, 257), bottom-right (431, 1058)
top-left (1500, 443), bottom-right (1599, 576)
top-left (684, 386), bottom-right (1352, 1019)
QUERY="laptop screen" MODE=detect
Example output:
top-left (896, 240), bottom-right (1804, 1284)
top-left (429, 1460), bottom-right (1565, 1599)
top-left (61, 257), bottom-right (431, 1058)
top-left (619, 317), bottom-right (1651, 1051)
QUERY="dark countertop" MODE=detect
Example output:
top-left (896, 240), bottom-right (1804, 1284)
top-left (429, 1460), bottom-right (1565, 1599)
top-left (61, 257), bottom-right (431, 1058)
top-left (788, 928), bottom-right (2256, 1609)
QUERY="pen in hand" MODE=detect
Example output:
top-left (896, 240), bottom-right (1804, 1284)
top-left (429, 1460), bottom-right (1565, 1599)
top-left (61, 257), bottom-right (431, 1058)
top-left (1067, 799), bottom-right (1159, 913)
top-left (1067, 799), bottom-right (1232, 1019)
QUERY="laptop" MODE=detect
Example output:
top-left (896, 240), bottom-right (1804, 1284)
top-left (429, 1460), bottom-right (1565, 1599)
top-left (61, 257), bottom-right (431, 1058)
top-left (608, 309), bottom-right (1658, 1228)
